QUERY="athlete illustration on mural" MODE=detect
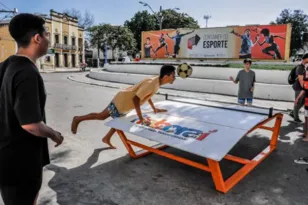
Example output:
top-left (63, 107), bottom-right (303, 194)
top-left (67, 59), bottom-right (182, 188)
top-left (143, 37), bottom-right (155, 58)
top-left (230, 29), bottom-right (259, 59)
top-left (148, 33), bottom-right (169, 57)
top-left (256, 28), bottom-right (286, 59)
top-left (167, 29), bottom-right (195, 58)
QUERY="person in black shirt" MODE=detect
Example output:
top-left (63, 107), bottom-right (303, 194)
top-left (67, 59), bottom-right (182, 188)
top-left (0, 14), bottom-right (64, 205)
top-left (290, 53), bottom-right (308, 123)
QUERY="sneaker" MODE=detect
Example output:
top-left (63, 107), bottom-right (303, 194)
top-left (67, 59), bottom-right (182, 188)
top-left (294, 157), bottom-right (308, 165)
top-left (294, 118), bottom-right (303, 123)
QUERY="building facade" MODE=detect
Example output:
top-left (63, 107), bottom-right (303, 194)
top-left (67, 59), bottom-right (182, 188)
top-left (0, 20), bottom-right (17, 62)
top-left (0, 10), bottom-right (85, 69)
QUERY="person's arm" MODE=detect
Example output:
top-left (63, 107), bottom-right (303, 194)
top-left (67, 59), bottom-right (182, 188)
top-left (251, 73), bottom-right (256, 92)
top-left (22, 122), bottom-right (63, 147)
top-left (252, 35), bottom-right (260, 47)
top-left (148, 98), bottom-right (167, 113)
top-left (273, 35), bottom-right (285, 40)
top-left (295, 90), bottom-right (305, 105)
top-left (230, 72), bottom-right (240, 84)
top-left (132, 95), bottom-right (151, 125)
top-left (13, 70), bottom-right (63, 147)
top-left (183, 30), bottom-right (195, 36)
top-left (230, 29), bottom-right (241, 37)
top-left (258, 39), bottom-right (266, 46)
top-left (166, 33), bottom-right (173, 39)
top-left (297, 67), bottom-right (305, 88)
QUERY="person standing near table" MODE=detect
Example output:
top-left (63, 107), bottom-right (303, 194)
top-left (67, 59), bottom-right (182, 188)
top-left (0, 13), bottom-right (64, 205)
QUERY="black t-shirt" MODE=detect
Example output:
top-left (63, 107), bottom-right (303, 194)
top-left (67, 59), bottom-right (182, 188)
top-left (292, 64), bottom-right (306, 91)
top-left (0, 55), bottom-right (50, 185)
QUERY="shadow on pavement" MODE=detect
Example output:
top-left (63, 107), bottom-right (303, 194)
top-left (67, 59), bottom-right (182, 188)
top-left (43, 131), bottom-right (308, 205)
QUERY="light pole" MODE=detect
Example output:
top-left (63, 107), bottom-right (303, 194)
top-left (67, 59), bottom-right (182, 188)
top-left (204, 15), bottom-right (211, 28)
top-left (0, 8), bottom-right (18, 14)
top-left (139, 1), bottom-right (180, 30)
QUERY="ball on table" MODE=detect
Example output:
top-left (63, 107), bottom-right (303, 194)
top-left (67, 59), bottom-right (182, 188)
top-left (177, 63), bottom-right (193, 79)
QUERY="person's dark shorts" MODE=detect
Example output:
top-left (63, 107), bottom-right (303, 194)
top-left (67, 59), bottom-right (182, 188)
top-left (107, 101), bottom-right (126, 119)
top-left (174, 45), bottom-right (180, 55)
top-left (0, 175), bottom-right (42, 205)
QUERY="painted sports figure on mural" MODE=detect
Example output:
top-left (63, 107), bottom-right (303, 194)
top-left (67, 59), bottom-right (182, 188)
top-left (230, 29), bottom-right (259, 59)
top-left (167, 29), bottom-right (195, 58)
top-left (257, 28), bottom-right (286, 59)
top-left (143, 37), bottom-right (155, 58)
top-left (152, 33), bottom-right (169, 57)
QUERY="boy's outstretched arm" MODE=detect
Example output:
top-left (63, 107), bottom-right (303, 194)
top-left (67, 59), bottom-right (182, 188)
top-left (148, 98), bottom-right (167, 113)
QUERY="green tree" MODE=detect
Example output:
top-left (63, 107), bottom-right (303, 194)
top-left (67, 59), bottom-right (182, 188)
top-left (161, 9), bottom-right (199, 30)
top-left (124, 11), bottom-right (157, 51)
top-left (124, 10), bottom-right (200, 51)
top-left (271, 9), bottom-right (308, 56)
top-left (88, 24), bottom-right (136, 58)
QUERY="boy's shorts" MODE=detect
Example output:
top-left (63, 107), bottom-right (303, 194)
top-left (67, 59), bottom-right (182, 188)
top-left (238, 98), bottom-right (253, 105)
top-left (107, 101), bottom-right (126, 119)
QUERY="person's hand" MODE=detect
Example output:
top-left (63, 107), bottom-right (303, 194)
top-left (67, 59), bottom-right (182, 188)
top-left (295, 98), bottom-right (299, 105)
top-left (229, 76), bottom-right (234, 81)
top-left (250, 87), bottom-right (254, 92)
top-left (154, 108), bottom-right (168, 113)
top-left (51, 131), bottom-right (64, 147)
top-left (140, 118), bottom-right (151, 126)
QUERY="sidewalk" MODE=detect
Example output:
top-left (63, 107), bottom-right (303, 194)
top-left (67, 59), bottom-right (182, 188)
top-left (68, 73), bottom-right (294, 112)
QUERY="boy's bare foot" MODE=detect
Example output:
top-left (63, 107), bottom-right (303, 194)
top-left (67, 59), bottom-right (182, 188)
top-left (71, 116), bottom-right (80, 134)
top-left (102, 137), bottom-right (116, 149)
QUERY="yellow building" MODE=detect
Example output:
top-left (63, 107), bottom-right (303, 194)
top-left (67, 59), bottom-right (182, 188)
top-left (0, 9), bottom-right (85, 69)
top-left (0, 20), bottom-right (17, 62)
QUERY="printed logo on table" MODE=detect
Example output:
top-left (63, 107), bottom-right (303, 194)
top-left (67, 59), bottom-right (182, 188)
top-left (131, 114), bottom-right (217, 141)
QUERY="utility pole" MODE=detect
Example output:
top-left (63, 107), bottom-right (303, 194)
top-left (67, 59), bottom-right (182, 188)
top-left (204, 15), bottom-right (211, 28)
top-left (139, 1), bottom-right (179, 30)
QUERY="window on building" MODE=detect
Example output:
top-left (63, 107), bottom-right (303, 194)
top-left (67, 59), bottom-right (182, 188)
top-left (45, 56), bottom-right (51, 62)
top-left (72, 37), bottom-right (76, 46)
top-left (64, 36), bottom-right (68, 45)
top-left (55, 34), bottom-right (59, 43)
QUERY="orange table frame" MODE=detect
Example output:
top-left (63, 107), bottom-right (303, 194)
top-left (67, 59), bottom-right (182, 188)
top-left (115, 113), bottom-right (283, 193)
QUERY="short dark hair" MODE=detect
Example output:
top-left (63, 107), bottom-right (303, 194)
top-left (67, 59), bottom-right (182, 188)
top-left (146, 37), bottom-right (150, 40)
top-left (260, 28), bottom-right (270, 36)
top-left (9, 13), bottom-right (46, 47)
top-left (244, 58), bottom-right (252, 64)
top-left (303, 53), bottom-right (308, 60)
top-left (160, 65), bottom-right (175, 79)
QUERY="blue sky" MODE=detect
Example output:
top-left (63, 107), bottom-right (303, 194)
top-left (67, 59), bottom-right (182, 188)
top-left (1, 0), bottom-right (308, 28)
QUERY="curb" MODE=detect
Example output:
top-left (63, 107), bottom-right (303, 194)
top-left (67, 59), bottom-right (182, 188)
top-left (67, 76), bottom-right (289, 113)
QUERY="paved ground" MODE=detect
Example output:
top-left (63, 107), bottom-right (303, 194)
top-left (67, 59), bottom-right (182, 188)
top-left (1, 73), bottom-right (308, 205)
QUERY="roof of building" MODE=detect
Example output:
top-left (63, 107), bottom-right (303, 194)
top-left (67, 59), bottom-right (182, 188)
top-left (0, 19), bottom-right (10, 25)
